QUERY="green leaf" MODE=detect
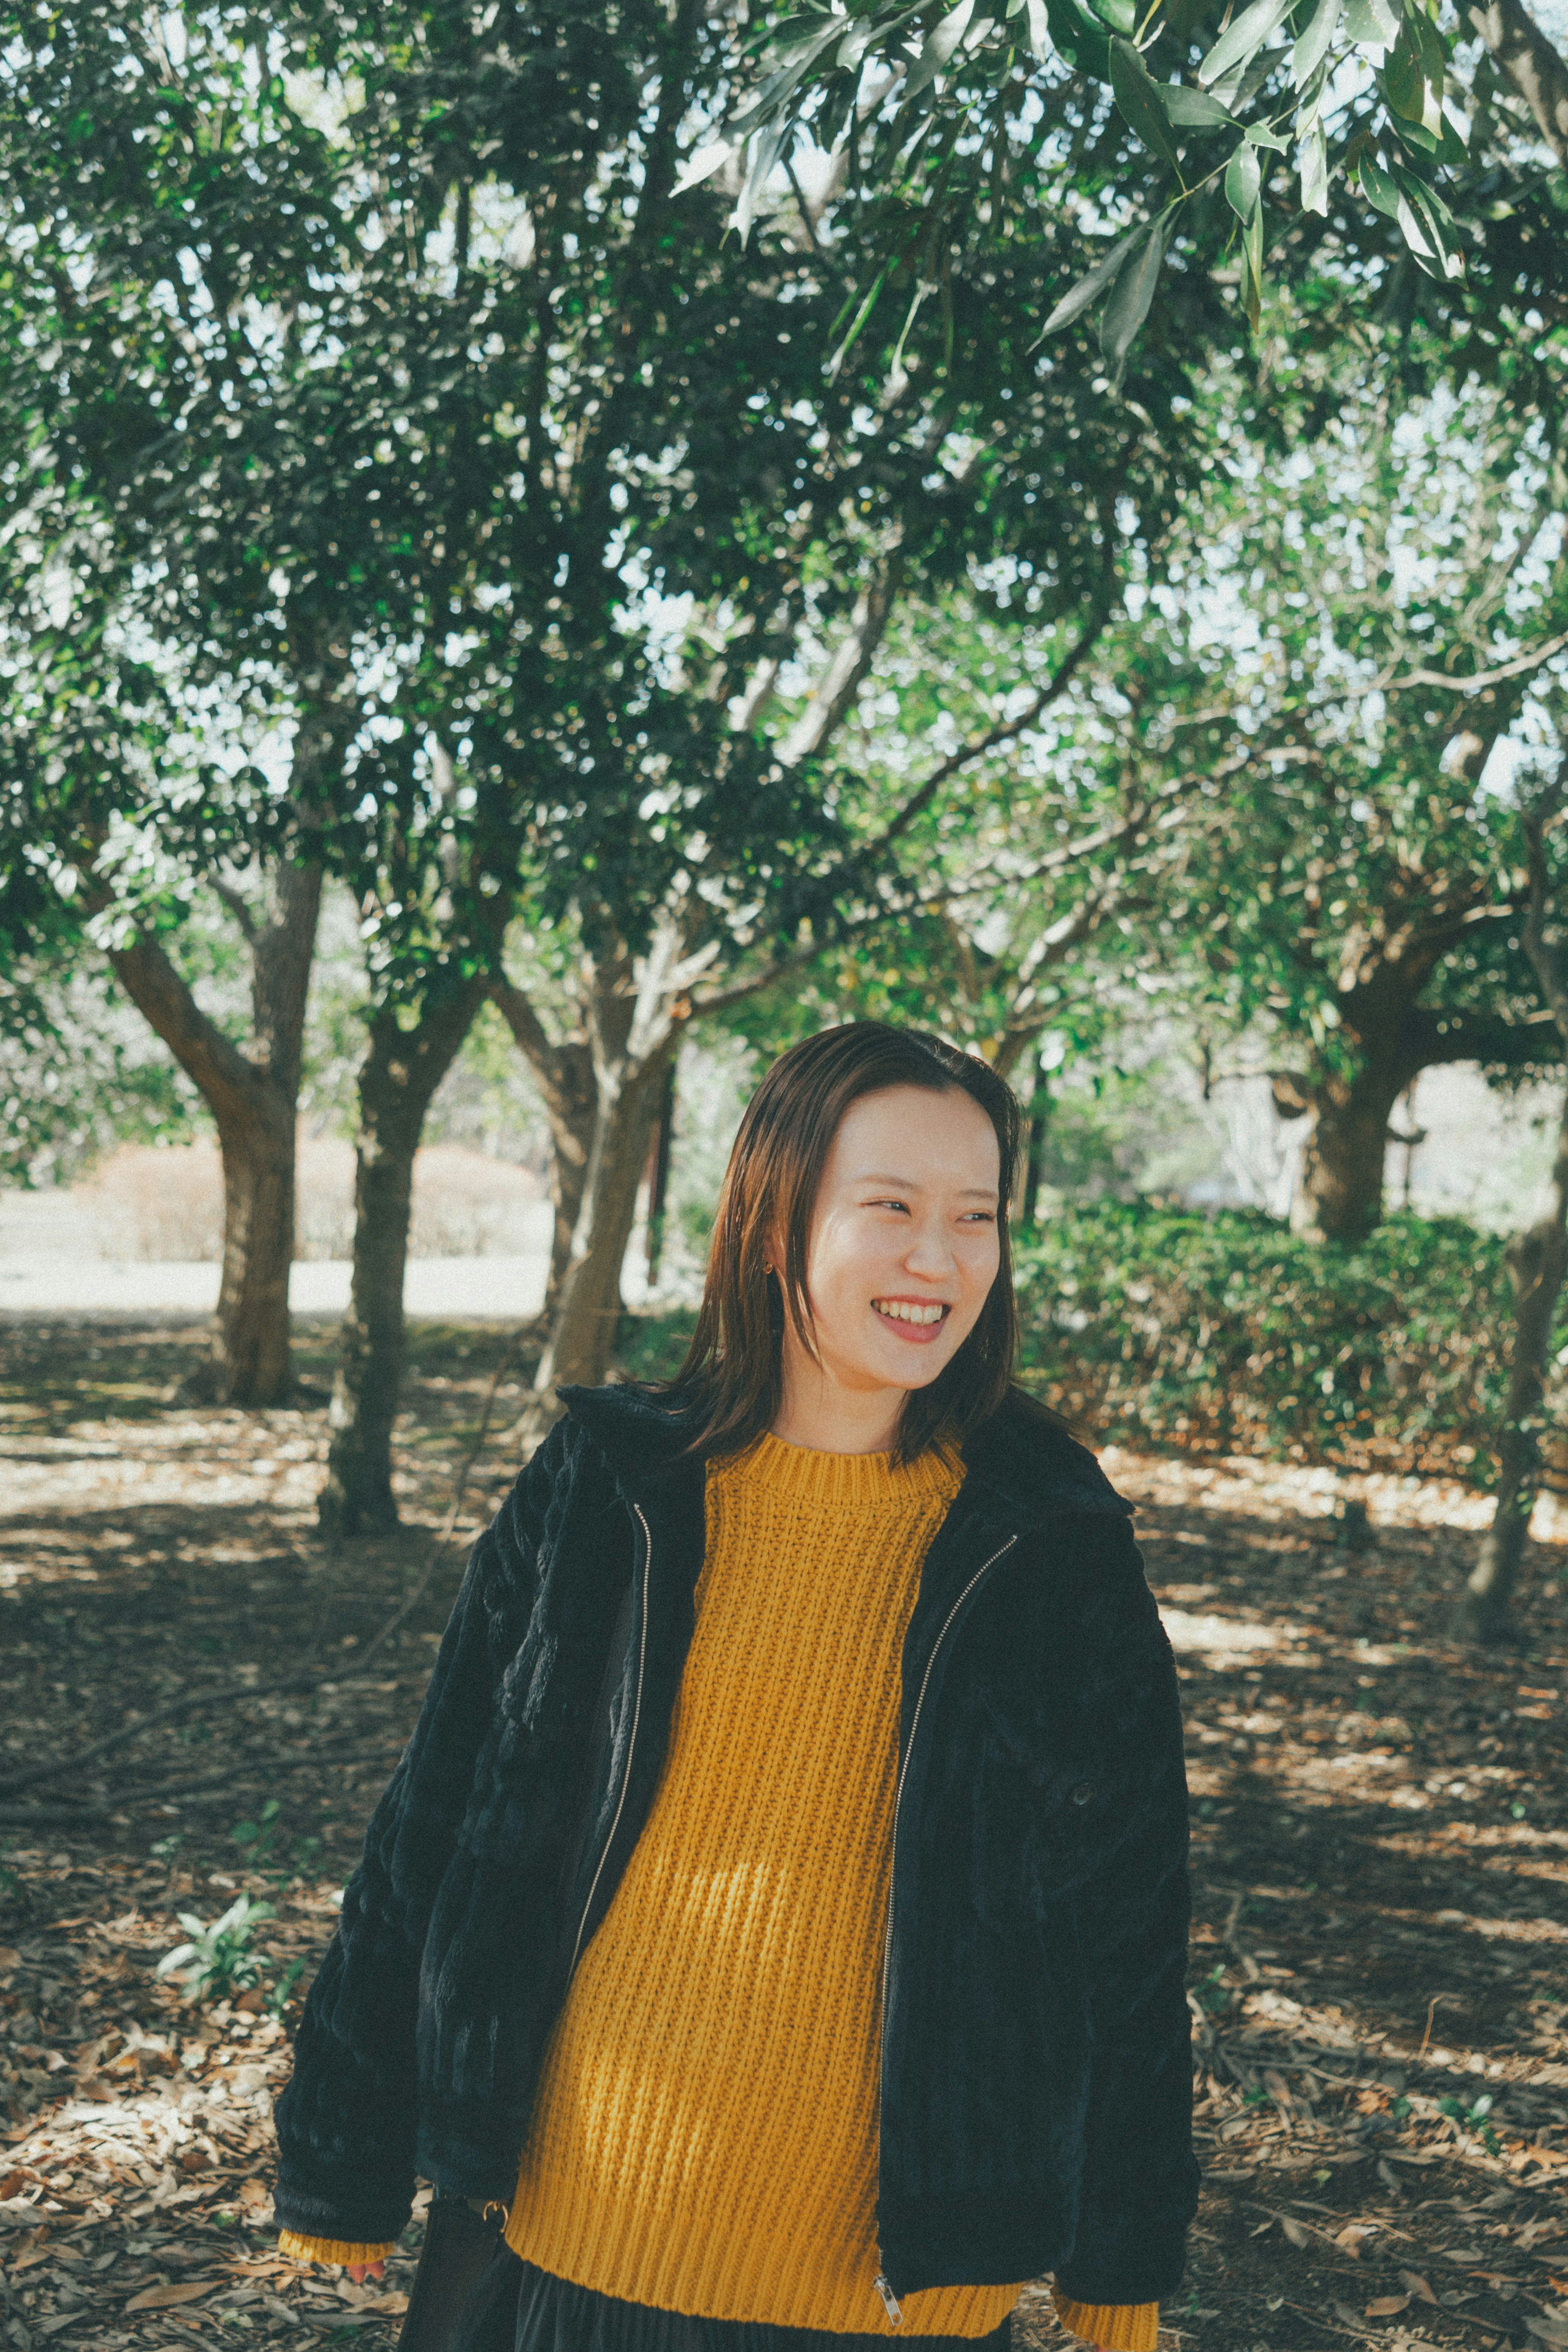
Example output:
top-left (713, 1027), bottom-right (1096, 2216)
top-left (1382, 4), bottom-right (1444, 131)
top-left (1025, 0), bottom-right (1052, 57)
top-left (1292, 0), bottom-right (1342, 85)
top-left (1240, 198), bottom-right (1265, 326)
top-left (904, 0), bottom-right (975, 97)
top-left (1100, 218), bottom-right (1168, 376)
top-left (1343, 0), bottom-right (1399, 43)
top-left (672, 140), bottom-right (735, 196)
top-left (1199, 0), bottom-right (1294, 89)
top-left (1110, 39), bottom-right (1182, 168)
top-left (1162, 84), bottom-right (1238, 126)
top-left (1043, 0), bottom-right (1112, 73)
top-left (1246, 123), bottom-right (1290, 146)
top-left (1393, 163), bottom-right (1464, 276)
top-left (1358, 152), bottom-right (1401, 213)
top-left (1086, 0), bottom-right (1140, 31)
top-left (1299, 114), bottom-right (1329, 210)
top-left (1226, 140), bottom-right (1263, 217)
top-left (1039, 222), bottom-right (1147, 334)
top-left (1436, 105), bottom-right (1470, 163)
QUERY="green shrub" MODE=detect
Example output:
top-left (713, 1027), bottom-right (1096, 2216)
top-left (1014, 1202), bottom-right (1549, 1486)
top-left (614, 1205), bottom-right (1555, 1489)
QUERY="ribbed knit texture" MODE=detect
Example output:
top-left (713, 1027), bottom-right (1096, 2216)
top-left (1052, 2297), bottom-right (1158, 2351)
top-left (281, 1432), bottom-right (1160, 2348)
top-left (506, 1432), bottom-right (1016, 2337)
top-left (277, 2231), bottom-right (393, 2266)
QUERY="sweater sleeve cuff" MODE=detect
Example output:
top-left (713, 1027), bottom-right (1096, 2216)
top-left (1052, 2291), bottom-right (1160, 2350)
top-left (278, 2230), bottom-right (396, 2267)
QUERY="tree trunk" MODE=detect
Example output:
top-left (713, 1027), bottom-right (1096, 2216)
top-left (525, 924), bottom-right (696, 1405)
top-left (532, 1043), bottom-right (676, 1395)
top-left (1286, 1061), bottom-right (1407, 1244)
top-left (213, 856), bottom-right (323, 1398)
top-left (488, 979), bottom-right (597, 1321)
top-left (107, 854), bottom-right (323, 1404)
top-left (318, 980), bottom-right (488, 1538)
top-left (1460, 1081), bottom-right (1568, 1642)
top-left (644, 1057), bottom-right (677, 1286)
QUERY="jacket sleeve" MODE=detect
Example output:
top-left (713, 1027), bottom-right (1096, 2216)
top-left (1054, 1512), bottom-right (1200, 2311)
top-left (271, 1420), bottom-right (571, 2249)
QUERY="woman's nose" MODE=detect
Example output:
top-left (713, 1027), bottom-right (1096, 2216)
top-left (903, 1219), bottom-right (955, 1275)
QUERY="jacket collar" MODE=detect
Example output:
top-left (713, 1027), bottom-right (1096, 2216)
top-left (557, 1381), bottom-right (1132, 1531)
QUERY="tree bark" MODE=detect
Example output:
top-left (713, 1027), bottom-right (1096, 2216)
top-left (488, 978), bottom-right (597, 1320)
top-left (1468, 0), bottom-right (1568, 164)
top-left (526, 922), bottom-right (697, 1406)
top-left (644, 1057), bottom-right (677, 1286)
top-left (1461, 771), bottom-right (1568, 1642)
top-left (318, 978), bottom-right (488, 1538)
top-left (532, 1037), bottom-right (676, 1394)
top-left (1285, 1059), bottom-right (1409, 1244)
top-left (107, 854), bottom-right (323, 1404)
top-left (1458, 1088), bottom-right (1568, 1642)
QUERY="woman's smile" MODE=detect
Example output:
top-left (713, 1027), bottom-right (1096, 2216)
top-left (870, 1295), bottom-right (951, 1338)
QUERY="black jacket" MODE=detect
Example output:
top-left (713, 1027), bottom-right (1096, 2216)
top-left (273, 1384), bottom-right (1198, 2309)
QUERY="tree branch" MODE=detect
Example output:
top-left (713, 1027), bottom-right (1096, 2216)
top-left (1468, 0), bottom-right (1568, 164)
top-left (1520, 757), bottom-right (1568, 1038)
top-left (1398, 1004), bottom-right (1563, 1070)
top-left (864, 598), bottom-right (1116, 858)
top-left (775, 547), bottom-right (907, 766)
top-left (107, 931), bottom-right (267, 1136)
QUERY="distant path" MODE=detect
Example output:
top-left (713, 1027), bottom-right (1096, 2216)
top-left (0, 1250), bottom-right (550, 1321)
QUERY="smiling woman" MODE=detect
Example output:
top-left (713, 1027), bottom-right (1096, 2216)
top-left (674, 1026), bottom-right (1025, 1465)
top-left (273, 1023), bottom-right (1197, 2352)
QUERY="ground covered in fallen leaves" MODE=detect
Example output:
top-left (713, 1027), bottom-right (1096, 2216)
top-left (2, 1315), bottom-right (1566, 2352)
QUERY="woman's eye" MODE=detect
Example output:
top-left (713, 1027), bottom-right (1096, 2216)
top-left (867, 1198), bottom-right (910, 1214)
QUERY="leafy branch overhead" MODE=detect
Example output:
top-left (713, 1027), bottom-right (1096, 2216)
top-left (686, 0), bottom-right (1568, 367)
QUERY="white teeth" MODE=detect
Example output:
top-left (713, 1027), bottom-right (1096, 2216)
top-left (874, 1300), bottom-right (947, 1326)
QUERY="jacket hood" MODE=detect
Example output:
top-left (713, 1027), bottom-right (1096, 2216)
top-left (555, 1380), bottom-right (1133, 1528)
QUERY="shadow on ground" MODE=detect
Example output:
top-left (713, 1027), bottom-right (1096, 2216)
top-left (1, 1318), bottom-right (1565, 2352)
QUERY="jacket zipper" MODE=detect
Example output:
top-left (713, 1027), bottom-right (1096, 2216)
top-left (873, 1532), bottom-right (1018, 2326)
top-left (566, 1503), bottom-right (651, 1980)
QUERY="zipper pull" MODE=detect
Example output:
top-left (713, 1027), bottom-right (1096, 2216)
top-left (874, 2274), bottom-right (904, 2327)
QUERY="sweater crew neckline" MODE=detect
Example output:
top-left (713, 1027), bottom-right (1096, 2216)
top-left (713, 1429), bottom-right (963, 1509)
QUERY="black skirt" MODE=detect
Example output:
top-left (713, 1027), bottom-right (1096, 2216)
top-left (450, 2245), bottom-right (1014, 2352)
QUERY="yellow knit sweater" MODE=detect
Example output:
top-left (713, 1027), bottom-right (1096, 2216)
top-left (282, 1434), bottom-right (1157, 2351)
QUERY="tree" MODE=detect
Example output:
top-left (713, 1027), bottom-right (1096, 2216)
top-left (1460, 756), bottom-right (1568, 1643)
top-left (0, 614), bottom-right (347, 1398)
top-left (706, 0), bottom-right (1568, 374)
top-left (1136, 366), bottom-right (1568, 1241)
top-left (0, 0), bottom-right (378, 1401)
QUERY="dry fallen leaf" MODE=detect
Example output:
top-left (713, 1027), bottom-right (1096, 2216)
top-left (1282, 2215), bottom-right (1312, 2249)
top-left (125, 2282), bottom-right (212, 2312)
top-left (1399, 2272), bottom-right (1439, 2306)
top-left (363, 2292), bottom-right (410, 2315)
top-left (1367, 2294), bottom-right (1411, 2318)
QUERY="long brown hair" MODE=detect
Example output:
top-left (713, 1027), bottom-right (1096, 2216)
top-left (669, 1023), bottom-right (1026, 1465)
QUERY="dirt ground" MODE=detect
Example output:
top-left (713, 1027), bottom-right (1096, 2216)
top-left (1, 1315), bottom-right (1565, 2352)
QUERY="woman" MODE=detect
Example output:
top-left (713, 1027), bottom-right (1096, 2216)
top-left (274, 1023), bottom-right (1198, 2352)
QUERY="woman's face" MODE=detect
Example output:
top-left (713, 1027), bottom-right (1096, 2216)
top-left (783, 1083), bottom-right (1002, 1411)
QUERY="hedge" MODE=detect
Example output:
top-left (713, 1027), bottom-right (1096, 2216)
top-left (1013, 1203), bottom-right (1550, 1487)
